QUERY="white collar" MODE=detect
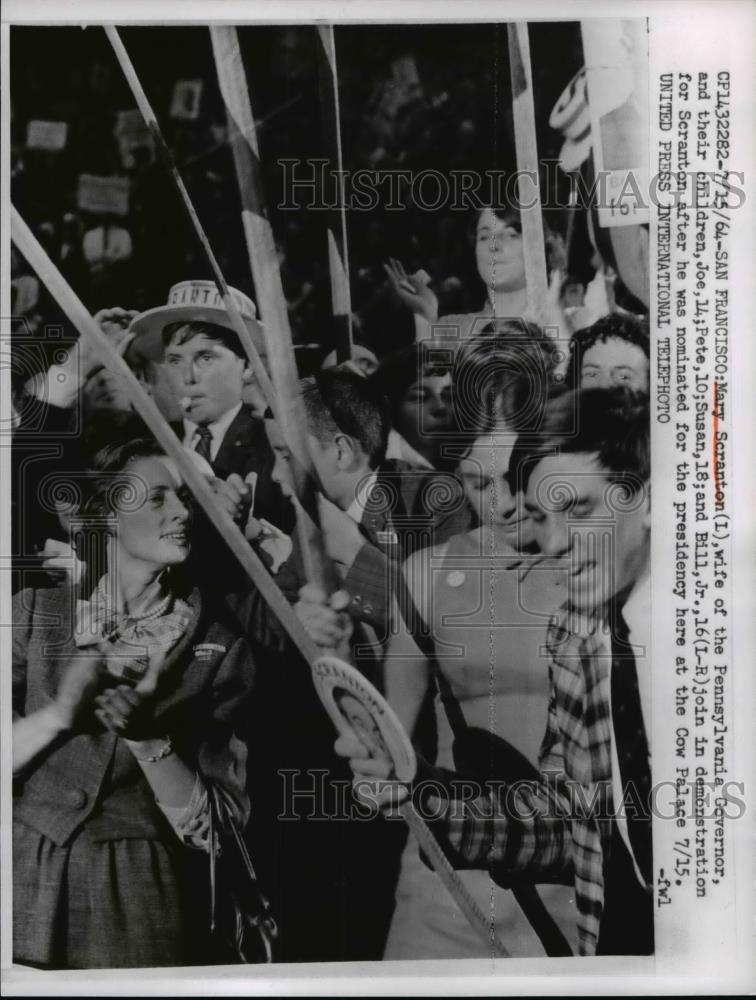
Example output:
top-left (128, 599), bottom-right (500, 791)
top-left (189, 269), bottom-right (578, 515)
top-left (183, 401), bottom-right (243, 455)
top-left (385, 428), bottom-right (433, 470)
top-left (345, 470), bottom-right (378, 524)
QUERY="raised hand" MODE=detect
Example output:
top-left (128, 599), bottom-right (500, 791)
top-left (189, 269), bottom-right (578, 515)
top-left (38, 538), bottom-right (85, 586)
top-left (211, 472), bottom-right (253, 524)
top-left (52, 653), bottom-right (108, 732)
top-left (384, 258), bottom-right (438, 322)
top-left (333, 730), bottom-right (408, 813)
top-left (295, 583), bottom-right (353, 656)
top-left (94, 683), bottom-right (153, 739)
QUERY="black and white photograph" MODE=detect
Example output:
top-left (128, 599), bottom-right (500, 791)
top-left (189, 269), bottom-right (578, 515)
top-left (1, 1), bottom-right (753, 994)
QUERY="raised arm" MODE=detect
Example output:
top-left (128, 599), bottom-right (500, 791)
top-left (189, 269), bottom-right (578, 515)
top-left (383, 258), bottom-right (438, 343)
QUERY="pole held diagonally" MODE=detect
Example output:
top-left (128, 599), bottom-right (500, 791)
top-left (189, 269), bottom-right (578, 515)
top-left (209, 25), bottom-right (337, 593)
top-left (11, 205), bottom-right (319, 667)
top-left (316, 25), bottom-right (353, 363)
top-left (104, 26), bottom-right (280, 423)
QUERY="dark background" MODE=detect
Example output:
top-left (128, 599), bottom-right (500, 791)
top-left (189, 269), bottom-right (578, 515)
top-left (11, 22), bottom-right (584, 359)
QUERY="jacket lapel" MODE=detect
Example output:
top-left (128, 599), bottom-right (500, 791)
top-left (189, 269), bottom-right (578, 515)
top-left (212, 405), bottom-right (260, 478)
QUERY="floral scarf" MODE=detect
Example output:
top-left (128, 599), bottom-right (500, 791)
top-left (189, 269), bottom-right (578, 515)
top-left (75, 575), bottom-right (192, 685)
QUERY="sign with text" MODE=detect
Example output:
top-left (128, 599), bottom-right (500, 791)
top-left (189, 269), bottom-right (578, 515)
top-left (76, 174), bottom-right (131, 216)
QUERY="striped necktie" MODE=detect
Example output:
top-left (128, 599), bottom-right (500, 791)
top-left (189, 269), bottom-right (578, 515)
top-left (194, 425), bottom-right (213, 464)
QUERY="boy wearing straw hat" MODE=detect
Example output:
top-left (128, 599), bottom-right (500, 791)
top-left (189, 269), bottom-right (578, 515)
top-left (129, 280), bottom-right (290, 535)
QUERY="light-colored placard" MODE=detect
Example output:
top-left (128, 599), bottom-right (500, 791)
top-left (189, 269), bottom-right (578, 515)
top-left (76, 173), bottom-right (131, 216)
top-left (25, 119), bottom-right (67, 151)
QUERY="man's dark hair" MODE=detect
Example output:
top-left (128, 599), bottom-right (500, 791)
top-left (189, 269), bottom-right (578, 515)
top-left (567, 313), bottom-right (649, 387)
top-left (301, 369), bottom-right (390, 469)
top-left (511, 387), bottom-right (650, 498)
top-left (162, 320), bottom-right (245, 361)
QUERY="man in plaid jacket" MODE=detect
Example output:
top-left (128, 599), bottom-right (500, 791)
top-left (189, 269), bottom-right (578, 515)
top-left (336, 387), bottom-right (653, 956)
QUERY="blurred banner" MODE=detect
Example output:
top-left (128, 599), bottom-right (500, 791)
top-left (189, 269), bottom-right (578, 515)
top-left (582, 18), bottom-right (650, 228)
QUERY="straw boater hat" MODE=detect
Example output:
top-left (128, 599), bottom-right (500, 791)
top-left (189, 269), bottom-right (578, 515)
top-left (128, 280), bottom-right (265, 361)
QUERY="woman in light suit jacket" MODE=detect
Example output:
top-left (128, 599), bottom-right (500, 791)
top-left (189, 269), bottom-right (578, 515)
top-left (12, 437), bottom-right (256, 969)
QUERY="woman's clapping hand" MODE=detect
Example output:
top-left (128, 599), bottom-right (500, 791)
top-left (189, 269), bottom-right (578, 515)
top-left (52, 653), bottom-right (108, 732)
top-left (384, 258), bottom-right (438, 322)
top-left (94, 683), bottom-right (156, 740)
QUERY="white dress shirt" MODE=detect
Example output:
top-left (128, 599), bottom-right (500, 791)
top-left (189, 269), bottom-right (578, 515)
top-left (345, 471), bottom-right (378, 525)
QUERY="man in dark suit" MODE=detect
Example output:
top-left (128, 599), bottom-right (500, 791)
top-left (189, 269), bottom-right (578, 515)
top-left (127, 280), bottom-right (289, 532)
top-left (161, 324), bottom-right (281, 528)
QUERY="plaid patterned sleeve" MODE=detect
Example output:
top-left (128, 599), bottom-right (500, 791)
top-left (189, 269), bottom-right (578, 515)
top-left (343, 541), bottom-right (390, 632)
top-left (424, 779), bottom-right (572, 882)
top-left (422, 649), bottom-right (574, 884)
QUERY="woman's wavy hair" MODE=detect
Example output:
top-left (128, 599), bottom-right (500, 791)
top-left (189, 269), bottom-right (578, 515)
top-left (464, 204), bottom-right (563, 307)
top-left (74, 437), bottom-right (190, 592)
top-left (79, 438), bottom-right (168, 525)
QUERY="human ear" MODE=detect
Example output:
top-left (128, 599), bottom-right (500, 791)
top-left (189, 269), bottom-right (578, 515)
top-left (334, 433), bottom-right (358, 470)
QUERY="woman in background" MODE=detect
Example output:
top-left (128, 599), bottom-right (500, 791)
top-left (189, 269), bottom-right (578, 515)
top-left (385, 205), bottom-right (567, 344)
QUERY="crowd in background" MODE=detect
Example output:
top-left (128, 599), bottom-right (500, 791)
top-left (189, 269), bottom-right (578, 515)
top-left (9, 22), bottom-right (654, 971)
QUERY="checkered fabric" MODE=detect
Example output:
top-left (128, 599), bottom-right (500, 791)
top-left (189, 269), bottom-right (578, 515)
top-left (434, 606), bottom-right (622, 956)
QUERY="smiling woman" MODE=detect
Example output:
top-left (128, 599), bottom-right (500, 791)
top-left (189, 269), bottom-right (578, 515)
top-left (11, 437), bottom-right (257, 969)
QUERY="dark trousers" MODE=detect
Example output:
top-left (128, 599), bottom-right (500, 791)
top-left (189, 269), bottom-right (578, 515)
top-left (597, 822), bottom-right (654, 955)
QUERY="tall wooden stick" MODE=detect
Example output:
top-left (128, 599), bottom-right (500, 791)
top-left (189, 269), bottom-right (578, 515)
top-left (316, 25), bottom-right (353, 363)
top-left (104, 26), bottom-right (279, 423)
top-left (11, 205), bottom-right (320, 666)
top-left (209, 24), bottom-right (337, 594)
top-left (507, 22), bottom-right (549, 310)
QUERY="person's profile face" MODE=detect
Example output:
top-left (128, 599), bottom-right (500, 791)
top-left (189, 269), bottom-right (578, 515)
top-left (266, 419), bottom-right (296, 499)
top-left (113, 456), bottom-right (193, 571)
top-left (307, 430), bottom-right (351, 507)
top-left (163, 331), bottom-right (246, 425)
top-left (475, 208), bottom-right (526, 293)
top-left (524, 451), bottom-right (650, 611)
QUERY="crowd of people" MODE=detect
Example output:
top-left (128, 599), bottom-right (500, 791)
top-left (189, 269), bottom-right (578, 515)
top-left (11, 236), bottom-right (651, 968)
top-left (10, 21), bottom-right (655, 973)
top-left (11, 23), bottom-right (591, 359)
